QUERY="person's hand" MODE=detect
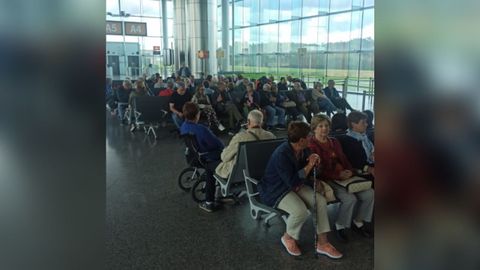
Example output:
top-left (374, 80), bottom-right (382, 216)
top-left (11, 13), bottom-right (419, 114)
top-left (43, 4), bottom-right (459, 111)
top-left (339, 170), bottom-right (352, 180)
top-left (177, 112), bottom-right (183, 118)
top-left (216, 95), bottom-right (223, 102)
top-left (307, 153), bottom-right (320, 168)
top-left (367, 167), bottom-right (375, 177)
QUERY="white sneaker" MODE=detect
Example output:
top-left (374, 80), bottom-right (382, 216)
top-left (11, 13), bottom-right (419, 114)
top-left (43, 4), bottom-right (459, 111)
top-left (218, 123), bottom-right (226, 131)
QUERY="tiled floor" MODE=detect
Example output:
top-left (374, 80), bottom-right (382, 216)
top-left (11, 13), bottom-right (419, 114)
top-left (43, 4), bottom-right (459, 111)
top-left (106, 115), bottom-right (373, 269)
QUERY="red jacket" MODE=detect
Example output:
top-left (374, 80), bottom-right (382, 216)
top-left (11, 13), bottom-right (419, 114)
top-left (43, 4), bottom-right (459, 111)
top-left (158, 88), bottom-right (174, 97)
top-left (308, 136), bottom-right (353, 180)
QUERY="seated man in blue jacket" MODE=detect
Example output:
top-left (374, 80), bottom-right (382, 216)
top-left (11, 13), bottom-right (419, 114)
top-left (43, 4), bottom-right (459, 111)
top-left (259, 121), bottom-right (342, 259)
top-left (180, 102), bottom-right (225, 213)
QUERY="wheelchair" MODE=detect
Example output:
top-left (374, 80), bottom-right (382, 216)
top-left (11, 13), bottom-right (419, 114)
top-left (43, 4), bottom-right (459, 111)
top-left (177, 133), bottom-right (213, 204)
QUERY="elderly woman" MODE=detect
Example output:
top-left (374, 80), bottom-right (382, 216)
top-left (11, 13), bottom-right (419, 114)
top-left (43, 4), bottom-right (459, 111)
top-left (191, 84), bottom-right (225, 131)
top-left (241, 83), bottom-right (260, 118)
top-left (259, 121), bottom-right (342, 259)
top-left (308, 114), bottom-right (374, 243)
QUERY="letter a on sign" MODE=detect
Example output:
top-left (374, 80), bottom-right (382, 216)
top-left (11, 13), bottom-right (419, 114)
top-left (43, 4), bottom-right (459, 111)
top-left (130, 25), bottom-right (141, 34)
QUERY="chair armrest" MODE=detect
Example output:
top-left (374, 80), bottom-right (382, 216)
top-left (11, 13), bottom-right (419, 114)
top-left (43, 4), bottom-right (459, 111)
top-left (245, 176), bottom-right (259, 185)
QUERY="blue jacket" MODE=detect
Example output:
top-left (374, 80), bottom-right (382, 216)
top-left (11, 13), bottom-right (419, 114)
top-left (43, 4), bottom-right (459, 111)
top-left (259, 141), bottom-right (311, 207)
top-left (180, 121), bottom-right (224, 161)
top-left (323, 87), bottom-right (341, 100)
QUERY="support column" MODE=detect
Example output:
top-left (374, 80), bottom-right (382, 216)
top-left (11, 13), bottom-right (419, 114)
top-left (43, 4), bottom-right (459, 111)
top-left (185, 0), bottom-right (217, 77)
top-left (173, 0), bottom-right (187, 74)
top-left (221, 0), bottom-right (230, 72)
top-left (162, 0), bottom-right (169, 78)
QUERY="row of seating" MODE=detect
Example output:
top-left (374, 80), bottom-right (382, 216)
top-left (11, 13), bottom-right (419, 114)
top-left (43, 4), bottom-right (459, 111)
top-left (180, 134), bottom-right (341, 227)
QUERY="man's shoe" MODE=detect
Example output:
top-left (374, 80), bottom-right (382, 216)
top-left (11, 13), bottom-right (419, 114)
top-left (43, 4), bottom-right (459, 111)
top-left (216, 196), bottom-right (236, 205)
top-left (198, 202), bottom-right (218, 213)
top-left (335, 228), bottom-right (349, 243)
top-left (275, 124), bottom-right (286, 130)
top-left (352, 223), bottom-right (372, 238)
top-left (281, 233), bottom-right (302, 256)
top-left (316, 242), bottom-right (343, 259)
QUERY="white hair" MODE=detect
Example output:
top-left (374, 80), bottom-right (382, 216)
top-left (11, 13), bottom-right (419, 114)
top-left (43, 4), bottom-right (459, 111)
top-left (248, 110), bottom-right (263, 126)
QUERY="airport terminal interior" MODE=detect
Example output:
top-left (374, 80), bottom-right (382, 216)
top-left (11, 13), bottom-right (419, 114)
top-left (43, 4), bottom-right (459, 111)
top-left (106, 0), bottom-right (374, 268)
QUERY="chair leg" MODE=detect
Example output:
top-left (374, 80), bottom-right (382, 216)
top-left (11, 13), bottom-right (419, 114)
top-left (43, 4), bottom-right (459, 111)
top-left (264, 212), bottom-right (277, 226)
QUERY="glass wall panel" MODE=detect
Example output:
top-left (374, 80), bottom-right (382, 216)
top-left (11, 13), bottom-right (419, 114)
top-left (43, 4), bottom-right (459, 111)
top-left (326, 53), bottom-right (348, 77)
top-left (121, 0), bottom-right (141, 16)
top-left (166, 1), bottom-right (174, 19)
top-left (279, 0), bottom-right (302, 21)
top-left (365, 0), bottom-right (374, 7)
top-left (360, 51), bottom-right (374, 77)
top-left (302, 0), bottom-right (319, 17)
top-left (330, 0), bottom-right (352, 13)
top-left (259, 0), bottom-right (279, 24)
top-left (361, 8), bottom-right (374, 50)
top-left (107, 0), bottom-right (119, 14)
top-left (142, 17), bottom-right (161, 37)
top-left (249, 26), bottom-right (260, 54)
top-left (349, 11), bottom-right (362, 51)
top-left (348, 52), bottom-right (360, 77)
top-left (234, 0), bottom-right (245, 27)
top-left (142, 0), bottom-right (161, 17)
top-left (289, 20), bottom-right (301, 53)
top-left (106, 0), bottom-right (175, 79)
top-left (259, 24), bottom-right (278, 53)
top-left (328, 12), bottom-right (351, 51)
top-left (301, 17), bottom-right (328, 52)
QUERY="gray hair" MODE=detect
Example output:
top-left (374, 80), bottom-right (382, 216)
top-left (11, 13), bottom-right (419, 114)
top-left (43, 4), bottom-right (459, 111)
top-left (248, 109), bottom-right (263, 126)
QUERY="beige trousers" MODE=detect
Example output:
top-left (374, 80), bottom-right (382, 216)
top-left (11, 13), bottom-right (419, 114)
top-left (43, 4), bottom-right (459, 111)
top-left (277, 185), bottom-right (330, 240)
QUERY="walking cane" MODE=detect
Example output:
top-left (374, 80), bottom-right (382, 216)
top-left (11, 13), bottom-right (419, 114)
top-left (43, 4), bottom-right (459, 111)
top-left (313, 166), bottom-right (319, 259)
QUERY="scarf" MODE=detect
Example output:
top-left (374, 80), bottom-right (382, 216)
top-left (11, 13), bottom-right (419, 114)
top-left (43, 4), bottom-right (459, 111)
top-left (346, 129), bottom-right (374, 164)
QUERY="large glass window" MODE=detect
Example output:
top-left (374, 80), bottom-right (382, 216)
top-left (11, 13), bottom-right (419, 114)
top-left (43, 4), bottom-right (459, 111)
top-left (330, 0), bottom-right (352, 13)
top-left (279, 0), bottom-right (302, 21)
top-left (259, 0), bottom-right (279, 24)
top-left (106, 0), bottom-right (175, 79)
top-left (142, 0), bottom-right (160, 17)
top-left (230, 0), bottom-right (374, 108)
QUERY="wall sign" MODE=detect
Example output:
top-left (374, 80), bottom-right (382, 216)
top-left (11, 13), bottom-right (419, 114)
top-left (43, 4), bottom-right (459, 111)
top-left (106, 21), bottom-right (147, 36)
top-left (125, 22), bottom-right (147, 36)
top-left (106, 21), bottom-right (122, 35)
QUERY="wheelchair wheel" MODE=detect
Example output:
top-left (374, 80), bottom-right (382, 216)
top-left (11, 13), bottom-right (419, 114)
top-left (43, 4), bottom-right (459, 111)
top-left (191, 174), bottom-right (207, 203)
top-left (178, 167), bottom-right (200, 191)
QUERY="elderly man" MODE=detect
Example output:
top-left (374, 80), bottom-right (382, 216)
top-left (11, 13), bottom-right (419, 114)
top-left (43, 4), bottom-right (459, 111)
top-left (215, 110), bottom-right (276, 179)
top-left (323, 80), bottom-right (355, 113)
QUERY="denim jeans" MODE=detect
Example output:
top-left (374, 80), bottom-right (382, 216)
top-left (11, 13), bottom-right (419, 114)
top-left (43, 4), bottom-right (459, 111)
top-left (117, 103), bottom-right (128, 122)
top-left (171, 113), bottom-right (184, 129)
top-left (317, 98), bottom-right (337, 115)
top-left (265, 105), bottom-right (286, 127)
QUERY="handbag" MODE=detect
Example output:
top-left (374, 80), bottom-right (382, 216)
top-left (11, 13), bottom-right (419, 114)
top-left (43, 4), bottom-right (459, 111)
top-left (319, 181), bottom-right (336, 202)
top-left (282, 101), bottom-right (296, 108)
top-left (332, 176), bottom-right (372, 193)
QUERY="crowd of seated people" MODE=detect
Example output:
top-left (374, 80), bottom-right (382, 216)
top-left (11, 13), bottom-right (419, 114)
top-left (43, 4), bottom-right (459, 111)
top-left (106, 77), bottom-right (375, 260)
top-left (106, 73), bottom-right (362, 136)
